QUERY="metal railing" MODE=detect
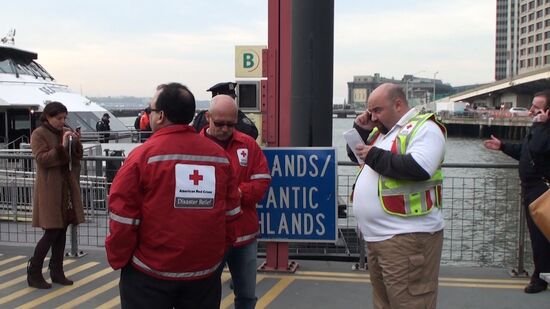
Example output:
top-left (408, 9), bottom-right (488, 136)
top-left (0, 135), bottom-right (29, 149)
top-left (0, 153), bottom-right (531, 272)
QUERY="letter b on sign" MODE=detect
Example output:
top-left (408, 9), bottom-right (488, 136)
top-left (243, 53), bottom-right (254, 69)
top-left (235, 45), bottom-right (265, 77)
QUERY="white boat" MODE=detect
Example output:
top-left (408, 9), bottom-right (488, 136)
top-left (0, 29), bottom-right (127, 148)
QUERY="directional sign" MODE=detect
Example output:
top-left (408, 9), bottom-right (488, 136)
top-left (235, 45), bottom-right (266, 77)
top-left (257, 147), bottom-right (337, 242)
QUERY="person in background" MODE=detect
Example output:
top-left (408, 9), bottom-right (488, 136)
top-left (134, 111), bottom-right (143, 131)
top-left (105, 83), bottom-right (241, 309)
top-left (199, 94), bottom-right (271, 309)
top-left (29, 101), bottom-right (85, 289)
top-left (139, 109), bottom-right (152, 142)
top-left (483, 90), bottom-right (550, 294)
top-left (96, 113), bottom-right (111, 143)
top-left (349, 83), bottom-right (447, 308)
top-left (192, 82), bottom-right (259, 140)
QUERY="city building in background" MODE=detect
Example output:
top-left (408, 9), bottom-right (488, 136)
top-left (495, 0), bottom-right (550, 80)
top-left (495, 0), bottom-right (519, 80)
top-left (346, 73), bottom-right (455, 109)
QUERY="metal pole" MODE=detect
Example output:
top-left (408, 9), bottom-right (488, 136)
top-left (510, 194), bottom-right (528, 277)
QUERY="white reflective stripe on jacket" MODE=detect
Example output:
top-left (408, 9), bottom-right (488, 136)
top-left (132, 256), bottom-right (221, 279)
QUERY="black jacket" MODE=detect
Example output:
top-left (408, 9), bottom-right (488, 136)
top-left (501, 121), bottom-right (550, 203)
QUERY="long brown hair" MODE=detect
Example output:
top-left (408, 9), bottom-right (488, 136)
top-left (40, 101), bottom-right (68, 122)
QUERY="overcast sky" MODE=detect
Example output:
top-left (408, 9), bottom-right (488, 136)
top-left (3, 0), bottom-right (495, 101)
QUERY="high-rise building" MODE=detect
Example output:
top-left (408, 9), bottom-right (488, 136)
top-left (495, 0), bottom-right (518, 80)
top-left (496, 0), bottom-right (550, 80)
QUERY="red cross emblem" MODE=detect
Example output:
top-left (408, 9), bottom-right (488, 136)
top-left (189, 170), bottom-right (203, 186)
top-left (240, 150), bottom-right (247, 158)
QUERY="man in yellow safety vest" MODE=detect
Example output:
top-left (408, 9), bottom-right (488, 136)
top-left (347, 83), bottom-right (446, 309)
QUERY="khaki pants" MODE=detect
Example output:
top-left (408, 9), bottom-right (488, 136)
top-left (366, 230), bottom-right (443, 309)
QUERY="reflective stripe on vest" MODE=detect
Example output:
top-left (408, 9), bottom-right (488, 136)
top-left (378, 112), bottom-right (446, 217)
top-left (109, 212), bottom-right (141, 226)
top-left (250, 173), bottom-right (271, 180)
top-left (366, 128), bottom-right (381, 145)
top-left (235, 231), bottom-right (260, 244)
top-left (226, 206), bottom-right (241, 217)
top-left (147, 154), bottom-right (229, 165)
top-left (132, 256), bottom-right (221, 279)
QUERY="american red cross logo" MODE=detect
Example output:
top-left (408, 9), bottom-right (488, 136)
top-left (240, 150), bottom-right (247, 158)
top-left (189, 170), bottom-right (203, 186)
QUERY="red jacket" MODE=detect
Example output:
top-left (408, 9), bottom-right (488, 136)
top-left (105, 125), bottom-right (241, 280)
top-left (139, 112), bottom-right (150, 131)
top-left (201, 128), bottom-right (271, 247)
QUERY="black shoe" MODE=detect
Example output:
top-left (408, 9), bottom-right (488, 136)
top-left (524, 282), bottom-right (547, 294)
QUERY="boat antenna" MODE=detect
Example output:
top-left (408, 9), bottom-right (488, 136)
top-left (0, 28), bottom-right (16, 45)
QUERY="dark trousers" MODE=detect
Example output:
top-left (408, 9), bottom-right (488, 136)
top-left (524, 184), bottom-right (550, 284)
top-left (32, 227), bottom-right (68, 265)
top-left (119, 264), bottom-right (221, 309)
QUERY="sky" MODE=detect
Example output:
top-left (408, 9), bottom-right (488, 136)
top-left (3, 0), bottom-right (495, 101)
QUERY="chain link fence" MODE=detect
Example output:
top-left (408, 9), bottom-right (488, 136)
top-left (0, 153), bottom-right (532, 272)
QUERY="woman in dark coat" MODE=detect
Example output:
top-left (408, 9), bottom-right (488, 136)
top-left (28, 101), bottom-right (85, 289)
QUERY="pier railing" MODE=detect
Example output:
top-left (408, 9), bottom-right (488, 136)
top-left (0, 153), bottom-right (531, 273)
top-left (437, 111), bottom-right (533, 127)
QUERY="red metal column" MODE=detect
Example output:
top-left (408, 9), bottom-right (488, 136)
top-left (259, 0), bottom-right (297, 273)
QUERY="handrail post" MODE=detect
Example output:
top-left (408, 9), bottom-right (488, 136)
top-left (510, 195), bottom-right (528, 277)
top-left (66, 223), bottom-right (87, 258)
top-left (10, 179), bottom-right (17, 222)
top-left (353, 230), bottom-right (367, 271)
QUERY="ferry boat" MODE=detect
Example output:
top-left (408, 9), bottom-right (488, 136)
top-left (0, 29), bottom-right (127, 149)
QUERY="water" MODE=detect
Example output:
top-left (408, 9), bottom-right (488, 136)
top-left (120, 116), bottom-right (518, 172)
top-left (333, 118), bottom-right (516, 164)
top-left (118, 116), bottom-right (525, 267)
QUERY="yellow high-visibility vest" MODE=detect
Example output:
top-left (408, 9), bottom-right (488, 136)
top-left (366, 112), bottom-right (447, 217)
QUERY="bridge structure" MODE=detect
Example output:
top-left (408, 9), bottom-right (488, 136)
top-left (418, 67), bottom-right (550, 114)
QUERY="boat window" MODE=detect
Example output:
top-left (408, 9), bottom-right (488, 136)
top-left (0, 56), bottom-right (54, 80)
top-left (30, 61), bottom-right (53, 79)
top-left (13, 59), bottom-right (38, 77)
top-left (0, 59), bottom-right (11, 73)
top-left (65, 113), bottom-right (94, 132)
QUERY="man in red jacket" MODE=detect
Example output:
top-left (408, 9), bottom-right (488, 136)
top-left (105, 83), bottom-right (241, 309)
top-left (200, 94), bottom-right (271, 309)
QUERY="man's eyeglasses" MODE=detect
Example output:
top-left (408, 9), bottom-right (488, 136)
top-left (212, 121), bottom-right (237, 128)
top-left (145, 107), bottom-right (161, 114)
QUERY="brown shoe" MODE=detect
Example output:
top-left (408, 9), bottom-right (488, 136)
top-left (49, 261), bottom-right (73, 285)
top-left (27, 259), bottom-right (52, 289)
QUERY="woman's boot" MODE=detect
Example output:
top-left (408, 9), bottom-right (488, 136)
top-left (49, 260), bottom-right (73, 285)
top-left (27, 258), bottom-right (52, 289)
top-left (49, 227), bottom-right (73, 285)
